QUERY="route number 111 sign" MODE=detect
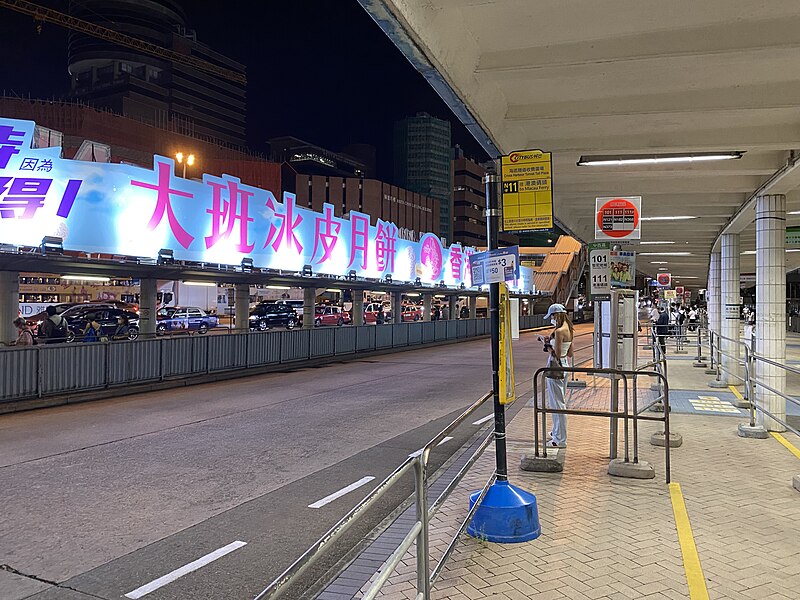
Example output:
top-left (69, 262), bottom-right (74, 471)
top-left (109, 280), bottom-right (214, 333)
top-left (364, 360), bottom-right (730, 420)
top-left (589, 242), bottom-right (611, 300)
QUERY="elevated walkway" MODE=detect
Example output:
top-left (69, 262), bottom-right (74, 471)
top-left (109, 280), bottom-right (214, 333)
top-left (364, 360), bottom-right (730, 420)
top-left (324, 331), bottom-right (800, 600)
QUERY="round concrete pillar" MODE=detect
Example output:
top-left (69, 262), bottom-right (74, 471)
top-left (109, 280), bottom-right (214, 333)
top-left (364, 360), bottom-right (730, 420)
top-left (0, 271), bottom-right (19, 345)
top-left (755, 194), bottom-right (787, 431)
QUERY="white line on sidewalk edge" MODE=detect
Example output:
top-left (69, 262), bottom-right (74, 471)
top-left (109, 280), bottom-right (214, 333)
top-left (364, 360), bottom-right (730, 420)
top-left (308, 476), bottom-right (375, 509)
top-left (472, 414), bottom-right (494, 426)
top-left (124, 540), bottom-right (247, 599)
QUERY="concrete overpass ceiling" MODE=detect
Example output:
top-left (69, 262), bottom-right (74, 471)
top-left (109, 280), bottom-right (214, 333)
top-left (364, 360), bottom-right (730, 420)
top-left (362, 0), bottom-right (800, 288)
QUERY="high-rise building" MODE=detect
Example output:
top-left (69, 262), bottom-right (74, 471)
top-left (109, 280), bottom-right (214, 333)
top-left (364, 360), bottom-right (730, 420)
top-left (393, 113), bottom-right (452, 242)
top-left (452, 153), bottom-right (518, 248)
top-left (67, 0), bottom-right (247, 147)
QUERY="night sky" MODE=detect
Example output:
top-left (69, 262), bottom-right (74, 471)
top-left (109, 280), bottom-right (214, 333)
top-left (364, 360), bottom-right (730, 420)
top-left (0, 0), bottom-right (490, 179)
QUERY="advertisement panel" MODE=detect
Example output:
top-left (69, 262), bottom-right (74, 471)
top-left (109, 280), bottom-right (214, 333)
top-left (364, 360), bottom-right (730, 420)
top-left (595, 196), bottom-right (641, 240)
top-left (609, 249), bottom-right (635, 288)
top-left (0, 117), bottom-right (479, 289)
top-left (501, 149), bottom-right (553, 232)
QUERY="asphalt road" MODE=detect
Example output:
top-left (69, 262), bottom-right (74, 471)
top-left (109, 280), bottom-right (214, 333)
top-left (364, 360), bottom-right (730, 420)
top-left (0, 324), bottom-right (593, 600)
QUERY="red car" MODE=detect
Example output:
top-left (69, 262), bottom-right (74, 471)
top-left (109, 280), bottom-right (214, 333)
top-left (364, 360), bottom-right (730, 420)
top-left (314, 305), bottom-right (351, 326)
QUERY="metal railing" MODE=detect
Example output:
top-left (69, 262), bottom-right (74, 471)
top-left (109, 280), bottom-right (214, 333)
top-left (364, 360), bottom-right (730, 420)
top-left (532, 364), bottom-right (672, 483)
top-left (708, 329), bottom-right (800, 435)
top-left (749, 354), bottom-right (800, 438)
top-left (0, 317), bottom-right (551, 405)
top-left (253, 391), bottom-right (497, 600)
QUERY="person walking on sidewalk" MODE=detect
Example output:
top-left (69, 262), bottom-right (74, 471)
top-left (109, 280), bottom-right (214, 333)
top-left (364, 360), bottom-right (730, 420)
top-left (543, 303), bottom-right (573, 448)
top-left (654, 306), bottom-right (669, 357)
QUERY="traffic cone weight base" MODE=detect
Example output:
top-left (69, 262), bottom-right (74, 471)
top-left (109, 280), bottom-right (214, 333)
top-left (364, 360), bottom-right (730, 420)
top-left (466, 480), bottom-right (541, 543)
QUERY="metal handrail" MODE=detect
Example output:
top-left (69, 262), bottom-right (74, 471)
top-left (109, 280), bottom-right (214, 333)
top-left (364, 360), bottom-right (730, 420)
top-left (531, 364), bottom-right (672, 483)
top-left (707, 328), bottom-right (757, 425)
top-left (253, 391), bottom-right (494, 600)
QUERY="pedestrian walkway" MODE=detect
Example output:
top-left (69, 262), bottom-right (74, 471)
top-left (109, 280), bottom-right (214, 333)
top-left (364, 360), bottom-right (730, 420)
top-left (341, 335), bottom-right (800, 600)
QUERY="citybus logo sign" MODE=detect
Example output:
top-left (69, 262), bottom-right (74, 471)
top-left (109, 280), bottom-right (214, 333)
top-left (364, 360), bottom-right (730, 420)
top-left (508, 151), bottom-right (544, 163)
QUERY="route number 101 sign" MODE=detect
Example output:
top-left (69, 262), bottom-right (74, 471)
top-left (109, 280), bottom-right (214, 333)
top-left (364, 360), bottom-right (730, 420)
top-left (589, 242), bottom-right (611, 299)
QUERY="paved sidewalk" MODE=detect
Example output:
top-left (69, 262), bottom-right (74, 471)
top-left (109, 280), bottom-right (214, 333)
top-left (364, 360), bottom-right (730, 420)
top-left (365, 404), bottom-right (800, 599)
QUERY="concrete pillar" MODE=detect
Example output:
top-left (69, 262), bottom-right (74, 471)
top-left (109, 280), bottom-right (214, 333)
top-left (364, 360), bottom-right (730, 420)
top-left (139, 278), bottom-right (157, 338)
top-left (719, 233), bottom-right (741, 384)
top-left (469, 296), bottom-right (478, 319)
top-left (423, 293), bottom-right (433, 322)
top-left (392, 291), bottom-right (403, 324)
top-left (449, 296), bottom-right (457, 320)
top-left (352, 290), bottom-right (364, 326)
top-left (707, 251), bottom-right (720, 335)
top-left (755, 194), bottom-right (786, 431)
top-left (303, 287), bottom-right (316, 329)
top-left (0, 271), bottom-right (19, 345)
top-left (234, 283), bottom-right (249, 332)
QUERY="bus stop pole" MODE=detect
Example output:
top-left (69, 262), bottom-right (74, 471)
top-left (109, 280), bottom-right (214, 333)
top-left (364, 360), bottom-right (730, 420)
top-left (484, 166), bottom-right (508, 482)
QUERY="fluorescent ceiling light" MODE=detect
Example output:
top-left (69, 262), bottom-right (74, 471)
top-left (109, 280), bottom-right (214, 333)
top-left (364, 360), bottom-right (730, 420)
top-left (658, 268), bottom-right (669, 271)
top-left (639, 252), bottom-right (693, 256)
top-left (673, 276), bottom-right (699, 279)
top-left (788, 211), bottom-right (800, 215)
top-left (325, 289), bottom-right (341, 293)
top-left (788, 249), bottom-right (800, 253)
top-left (183, 281), bottom-right (216, 287)
top-left (266, 285), bottom-right (290, 290)
top-left (640, 216), bottom-right (698, 222)
top-left (650, 261), bottom-right (669, 264)
top-left (741, 251), bottom-right (757, 255)
top-left (62, 275), bottom-right (110, 282)
top-left (639, 241), bottom-right (675, 245)
top-left (406, 293), bottom-right (421, 297)
top-left (577, 151), bottom-right (743, 167)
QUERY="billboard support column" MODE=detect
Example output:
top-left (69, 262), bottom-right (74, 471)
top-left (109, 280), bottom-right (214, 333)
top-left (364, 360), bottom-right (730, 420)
top-left (449, 295), bottom-right (457, 320)
top-left (234, 284), bottom-right (249, 332)
top-left (303, 288), bottom-right (316, 329)
top-left (466, 162), bottom-right (540, 544)
top-left (0, 271), bottom-right (19, 345)
top-left (139, 278), bottom-right (157, 338)
top-left (352, 290), bottom-right (364, 326)
top-left (423, 293), bottom-right (432, 322)
top-left (469, 296), bottom-right (477, 319)
top-left (392, 291), bottom-right (403, 324)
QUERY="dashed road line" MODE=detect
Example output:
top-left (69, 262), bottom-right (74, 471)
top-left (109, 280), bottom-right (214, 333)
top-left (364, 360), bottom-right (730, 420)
top-left (408, 436), bottom-right (453, 457)
top-left (124, 540), bottom-right (247, 599)
top-left (308, 476), bottom-right (375, 509)
top-left (472, 414), bottom-right (494, 426)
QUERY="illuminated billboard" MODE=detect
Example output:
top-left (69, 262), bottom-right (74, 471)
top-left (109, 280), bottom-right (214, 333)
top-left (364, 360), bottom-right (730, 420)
top-left (0, 117), bottom-right (492, 289)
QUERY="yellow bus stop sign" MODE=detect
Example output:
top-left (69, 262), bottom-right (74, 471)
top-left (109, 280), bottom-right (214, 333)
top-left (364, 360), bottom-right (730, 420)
top-left (501, 149), bottom-right (553, 232)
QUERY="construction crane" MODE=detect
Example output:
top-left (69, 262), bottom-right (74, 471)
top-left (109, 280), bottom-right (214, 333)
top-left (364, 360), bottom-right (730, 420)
top-left (0, 0), bottom-right (247, 86)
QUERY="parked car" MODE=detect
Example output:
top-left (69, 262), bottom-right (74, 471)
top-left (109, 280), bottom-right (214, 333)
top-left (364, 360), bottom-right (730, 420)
top-left (156, 306), bottom-right (219, 334)
top-left (63, 307), bottom-right (140, 342)
top-left (364, 302), bottom-right (390, 324)
top-left (314, 305), bottom-right (351, 327)
top-left (249, 303), bottom-right (298, 330)
top-left (401, 304), bottom-right (423, 322)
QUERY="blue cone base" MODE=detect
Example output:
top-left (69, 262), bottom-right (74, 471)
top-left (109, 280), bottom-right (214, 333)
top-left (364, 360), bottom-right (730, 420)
top-left (466, 480), bottom-right (541, 543)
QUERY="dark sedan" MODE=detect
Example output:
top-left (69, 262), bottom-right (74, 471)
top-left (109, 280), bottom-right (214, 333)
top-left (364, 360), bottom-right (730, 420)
top-left (249, 303), bottom-right (298, 331)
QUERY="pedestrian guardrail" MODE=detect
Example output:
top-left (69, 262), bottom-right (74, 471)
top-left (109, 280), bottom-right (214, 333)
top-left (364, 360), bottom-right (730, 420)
top-left (532, 364), bottom-right (673, 483)
top-left (708, 329), bottom-right (800, 436)
top-left (253, 391), bottom-right (497, 600)
top-left (0, 317), bottom-right (549, 405)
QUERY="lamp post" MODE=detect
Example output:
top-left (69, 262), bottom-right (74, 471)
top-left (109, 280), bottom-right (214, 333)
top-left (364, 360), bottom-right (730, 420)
top-left (175, 152), bottom-right (195, 178)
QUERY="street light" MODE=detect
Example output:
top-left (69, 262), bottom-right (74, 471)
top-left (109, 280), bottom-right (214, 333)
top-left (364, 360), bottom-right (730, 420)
top-left (175, 152), bottom-right (196, 178)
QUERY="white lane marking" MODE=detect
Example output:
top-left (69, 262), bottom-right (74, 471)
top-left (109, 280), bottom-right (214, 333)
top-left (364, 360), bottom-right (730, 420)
top-left (472, 414), bottom-right (494, 426)
top-left (124, 540), bottom-right (247, 599)
top-left (308, 476), bottom-right (375, 509)
top-left (408, 437), bottom-right (453, 457)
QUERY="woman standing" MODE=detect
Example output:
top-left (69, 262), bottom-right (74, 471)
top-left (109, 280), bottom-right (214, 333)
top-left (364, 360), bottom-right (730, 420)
top-left (543, 303), bottom-right (574, 448)
top-left (11, 317), bottom-right (35, 346)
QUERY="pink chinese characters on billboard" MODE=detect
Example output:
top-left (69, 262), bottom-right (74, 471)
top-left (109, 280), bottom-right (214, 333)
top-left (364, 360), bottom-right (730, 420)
top-left (0, 116), bottom-right (481, 288)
